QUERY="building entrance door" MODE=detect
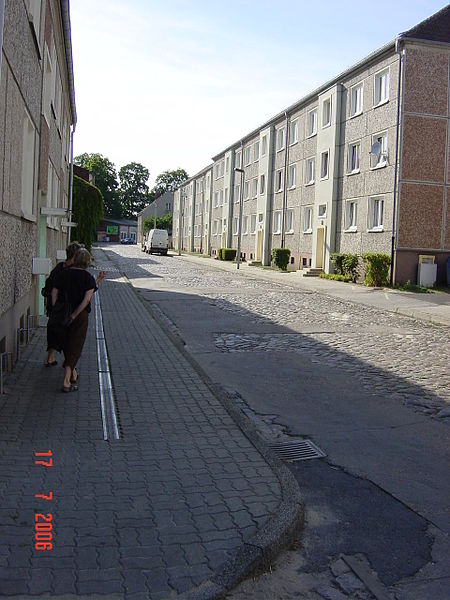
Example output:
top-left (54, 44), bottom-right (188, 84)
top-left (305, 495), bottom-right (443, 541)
top-left (316, 227), bottom-right (325, 269)
top-left (256, 229), bottom-right (263, 261)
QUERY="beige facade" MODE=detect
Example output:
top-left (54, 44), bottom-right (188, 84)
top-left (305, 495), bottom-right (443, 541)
top-left (174, 7), bottom-right (450, 284)
top-left (0, 0), bottom-right (76, 367)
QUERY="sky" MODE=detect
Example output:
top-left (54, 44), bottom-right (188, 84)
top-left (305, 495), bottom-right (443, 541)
top-left (70, 1), bottom-right (448, 187)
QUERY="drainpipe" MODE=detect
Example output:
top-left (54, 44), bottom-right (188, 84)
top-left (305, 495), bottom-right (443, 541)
top-left (67, 125), bottom-right (74, 244)
top-left (281, 111), bottom-right (289, 248)
top-left (0, 0), bottom-right (5, 86)
top-left (390, 37), bottom-right (404, 286)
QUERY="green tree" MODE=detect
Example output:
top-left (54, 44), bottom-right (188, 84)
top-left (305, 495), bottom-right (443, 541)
top-left (118, 162), bottom-right (150, 219)
top-left (74, 153), bottom-right (121, 217)
top-left (152, 168), bottom-right (188, 197)
top-left (72, 175), bottom-right (104, 251)
top-left (144, 213), bottom-right (172, 234)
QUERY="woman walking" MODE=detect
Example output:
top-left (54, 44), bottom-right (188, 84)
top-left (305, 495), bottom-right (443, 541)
top-left (51, 248), bottom-right (102, 393)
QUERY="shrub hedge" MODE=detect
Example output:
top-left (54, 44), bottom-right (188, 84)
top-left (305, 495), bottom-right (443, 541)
top-left (362, 253), bottom-right (391, 287)
top-left (218, 248), bottom-right (237, 261)
top-left (272, 248), bottom-right (291, 271)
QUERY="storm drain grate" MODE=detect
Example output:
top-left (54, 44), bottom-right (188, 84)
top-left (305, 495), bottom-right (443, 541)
top-left (270, 439), bottom-right (326, 462)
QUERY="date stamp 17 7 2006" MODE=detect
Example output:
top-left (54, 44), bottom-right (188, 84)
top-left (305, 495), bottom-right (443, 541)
top-left (34, 450), bottom-right (53, 551)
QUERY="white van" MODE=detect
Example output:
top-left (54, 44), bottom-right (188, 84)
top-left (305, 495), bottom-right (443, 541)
top-left (145, 229), bottom-right (169, 255)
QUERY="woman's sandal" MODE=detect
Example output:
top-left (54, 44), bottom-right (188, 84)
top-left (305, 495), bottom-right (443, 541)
top-left (70, 369), bottom-right (78, 384)
top-left (61, 384), bottom-right (78, 393)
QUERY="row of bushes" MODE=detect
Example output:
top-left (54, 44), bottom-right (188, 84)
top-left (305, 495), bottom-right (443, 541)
top-left (331, 252), bottom-right (391, 287)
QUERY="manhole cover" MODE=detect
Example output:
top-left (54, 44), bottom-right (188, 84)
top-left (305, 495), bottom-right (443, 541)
top-left (270, 439), bottom-right (326, 461)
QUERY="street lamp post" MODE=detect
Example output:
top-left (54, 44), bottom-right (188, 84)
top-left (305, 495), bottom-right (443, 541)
top-left (234, 167), bottom-right (244, 269)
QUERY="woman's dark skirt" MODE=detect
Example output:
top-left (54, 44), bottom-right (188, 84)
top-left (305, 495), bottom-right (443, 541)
top-left (63, 310), bottom-right (89, 369)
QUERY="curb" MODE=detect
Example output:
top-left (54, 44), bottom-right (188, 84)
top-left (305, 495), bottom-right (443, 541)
top-left (96, 248), bottom-right (304, 599)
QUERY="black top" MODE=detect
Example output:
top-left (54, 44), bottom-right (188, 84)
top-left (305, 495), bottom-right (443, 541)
top-left (42, 262), bottom-right (67, 297)
top-left (54, 268), bottom-right (97, 313)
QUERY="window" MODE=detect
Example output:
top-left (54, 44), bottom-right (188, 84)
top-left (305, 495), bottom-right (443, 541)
top-left (213, 220), bottom-right (218, 235)
top-left (252, 178), bottom-right (258, 198)
top-left (350, 83), bottom-right (363, 117)
top-left (215, 164), bottom-right (220, 179)
top-left (261, 136), bottom-right (267, 156)
top-left (220, 160), bottom-right (225, 177)
top-left (226, 156), bottom-right (230, 173)
top-left (368, 197), bottom-right (384, 230)
top-left (224, 188), bottom-right (229, 203)
top-left (219, 189), bottom-right (224, 206)
top-left (251, 214), bottom-right (257, 233)
top-left (214, 191), bottom-right (219, 207)
top-left (307, 108), bottom-right (317, 137)
top-left (233, 217), bottom-right (239, 235)
top-left (234, 185), bottom-right (240, 203)
top-left (235, 150), bottom-right (242, 168)
top-left (243, 215), bottom-right (248, 234)
top-left (370, 131), bottom-right (388, 168)
top-left (43, 44), bottom-right (53, 126)
top-left (254, 141), bottom-right (260, 161)
top-left (322, 98), bottom-right (331, 127)
top-left (273, 211), bottom-right (282, 234)
top-left (245, 146), bottom-right (252, 166)
top-left (223, 218), bottom-right (227, 230)
top-left (259, 174), bottom-right (266, 195)
top-left (318, 204), bottom-right (327, 217)
top-left (244, 181), bottom-right (250, 199)
top-left (21, 111), bottom-right (36, 218)
top-left (286, 209), bottom-right (294, 233)
top-left (304, 207), bottom-right (313, 233)
top-left (347, 142), bottom-right (360, 174)
top-left (258, 213), bottom-right (264, 225)
top-left (289, 119), bottom-right (298, 144)
top-left (374, 68), bottom-right (389, 106)
top-left (305, 157), bottom-right (315, 185)
top-left (277, 127), bottom-right (285, 151)
top-left (275, 169), bottom-right (283, 192)
top-left (320, 151), bottom-right (329, 179)
top-left (346, 200), bottom-right (358, 231)
top-left (288, 164), bottom-right (296, 189)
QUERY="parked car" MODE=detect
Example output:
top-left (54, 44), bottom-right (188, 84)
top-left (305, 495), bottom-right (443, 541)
top-left (144, 229), bottom-right (169, 255)
top-left (120, 237), bottom-right (136, 244)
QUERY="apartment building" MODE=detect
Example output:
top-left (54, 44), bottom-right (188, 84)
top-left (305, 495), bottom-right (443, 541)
top-left (174, 6), bottom-right (450, 284)
top-left (174, 165), bottom-right (213, 254)
top-left (0, 0), bottom-right (76, 366)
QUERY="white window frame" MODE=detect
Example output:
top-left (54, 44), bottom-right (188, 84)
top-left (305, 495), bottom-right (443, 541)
top-left (306, 108), bottom-right (317, 137)
top-left (252, 178), bottom-right (258, 198)
top-left (219, 189), bottom-right (224, 206)
top-left (234, 184), bottom-right (240, 203)
top-left (305, 157), bottom-right (315, 185)
top-left (289, 119), bottom-right (298, 145)
top-left (277, 127), bottom-right (285, 151)
top-left (322, 98), bottom-right (331, 128)
top-left (370, 131), bottom-right (388, 169)
top-left (235, 150), bottom-right (242, 168)
top-left (350, 82), bottom-right (363, 117)
top-left (261, 136), bottom-right (267, 156)
top-left (273, 210), bottom-right (282, 234)
top-left (286, 209), bottom-right (294, 233)
top-left (225, 156), bottom-right (230, 173)
top-left (275, 169), bottom-right (283, 192)
top-left (318, 204), bottom-right (327, 218)
top-left (345, 200), bottom-right (358, 232)
top-left (21, 110), bottom-right (36, 219)
top-left (254, 141), bottom-right (260, 162)
top-left (244, 181), bottom-right (250, 200)
top-left (368, 196), bottom-right (384, 231)
top-left (233, 217), bottom-right (239, 235)
top-left (259, 174), bottom-right (266, 195)
top-left (213, 220), bottom-right (218, 235)
top-left (224, 188), bottom-right (229, 203)
top-left (245, 146), bottom-right (252, 166)
top-left (250, 214), bottom-right (257, 234)
top-left (303, 207), bottom-right (313, 233)
top-left (214, 191), bottom-right (219, 208)
top-left (347, 141), bottom-right (361, 174)
top-left (243, 215), bottom-right (248, 234)
top-left (288, 164), bottom-right (296, 189)
top-left (374, 68), bottom-right (390, 107)
top-left (320, 150), bottom-right (329, 180)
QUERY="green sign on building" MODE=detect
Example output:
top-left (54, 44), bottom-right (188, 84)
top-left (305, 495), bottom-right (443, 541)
top-left (106, 225), bottom-right (119, 234)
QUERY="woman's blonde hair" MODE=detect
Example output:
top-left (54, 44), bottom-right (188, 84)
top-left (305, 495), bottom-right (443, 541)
top-left (73, 248), bottom-right (91, 269)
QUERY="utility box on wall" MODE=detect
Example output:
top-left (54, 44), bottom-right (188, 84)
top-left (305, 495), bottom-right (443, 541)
top-left (32, 258), bottom-right (52, 275)
top-left (417, 262), bottom-right (437, 287)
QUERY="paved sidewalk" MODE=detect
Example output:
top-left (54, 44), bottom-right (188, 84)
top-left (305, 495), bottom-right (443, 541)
top-left (176, 253), bottom-right (450, 327)
top-left (0, 253), bottom-right (302, 599)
